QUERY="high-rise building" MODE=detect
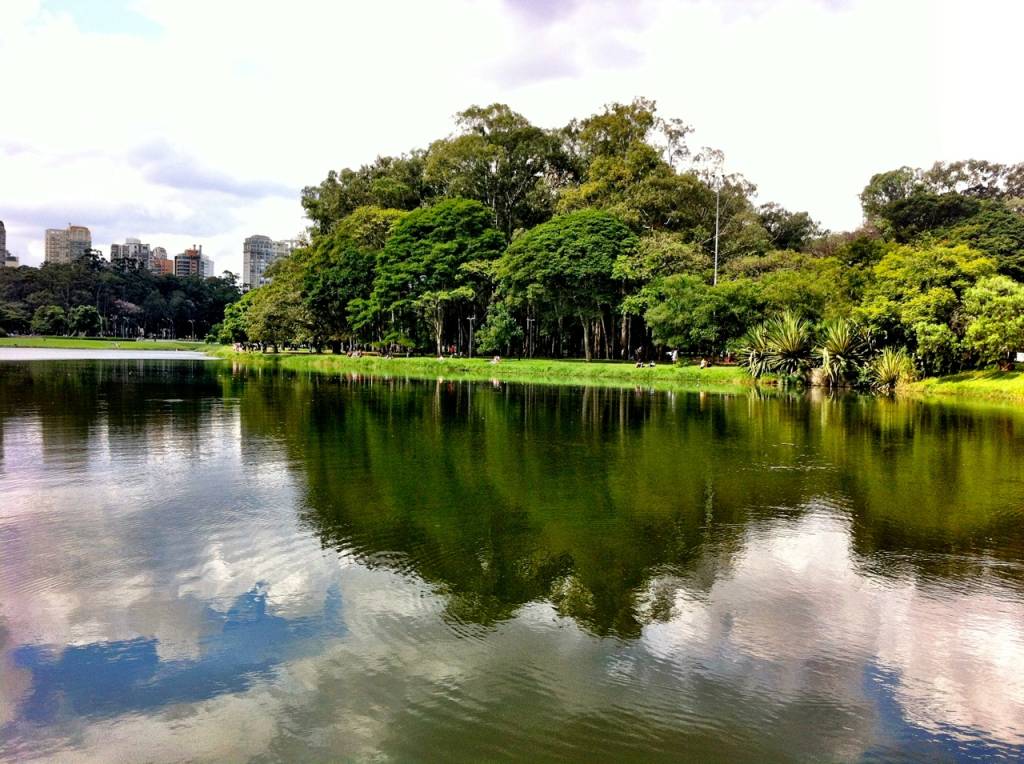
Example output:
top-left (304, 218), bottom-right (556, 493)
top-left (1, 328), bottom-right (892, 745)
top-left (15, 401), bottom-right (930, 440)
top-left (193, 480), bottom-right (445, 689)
top-left (3, 254), bottom-right (17, 268)
top-left (151, 246), bottom-right (174, 275)
top-left (110, 237), bottom-right (152, 270)
top-left (242, 235), bottom-right (273, 289)
top-left (174, 245), bottom-right (214, 278)
top-left (44, 224), bottom-right (91, 265)
top-left (243, 235), bottom-right (301, 289)
top-left (0, 220), bottom-right (6, 256)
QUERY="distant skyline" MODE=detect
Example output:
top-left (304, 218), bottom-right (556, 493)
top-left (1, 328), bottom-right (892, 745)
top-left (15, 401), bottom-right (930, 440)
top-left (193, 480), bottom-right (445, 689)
top-left (1, 0), bottom-right (1021, 274)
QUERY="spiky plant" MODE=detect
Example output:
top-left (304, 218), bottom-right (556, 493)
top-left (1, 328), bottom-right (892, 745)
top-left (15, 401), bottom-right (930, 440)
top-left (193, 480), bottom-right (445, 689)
top-left (738, 323), bottom-right (774, 379)
top-left (765, 310), bottom-right (813, 377)
top-left (814, 318), bottom-right (867, 387)
top-left (869, 347), bottom-right (915, 391)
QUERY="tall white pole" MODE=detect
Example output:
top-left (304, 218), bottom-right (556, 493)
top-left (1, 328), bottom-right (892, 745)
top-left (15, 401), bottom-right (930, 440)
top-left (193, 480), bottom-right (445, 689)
top-left (713, 177), bottom-right (721, 286)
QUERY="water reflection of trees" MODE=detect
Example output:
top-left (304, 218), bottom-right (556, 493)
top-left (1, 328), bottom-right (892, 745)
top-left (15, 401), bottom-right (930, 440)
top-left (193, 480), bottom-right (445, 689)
top-left (0, 361), bottom-right (225, 471)
top-left (233, 375), bottom-right (815, 636)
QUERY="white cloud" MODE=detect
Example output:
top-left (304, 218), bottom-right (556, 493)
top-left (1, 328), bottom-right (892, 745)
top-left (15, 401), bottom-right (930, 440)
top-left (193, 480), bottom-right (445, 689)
top-left (1, 0), bottom-right (1022, 272)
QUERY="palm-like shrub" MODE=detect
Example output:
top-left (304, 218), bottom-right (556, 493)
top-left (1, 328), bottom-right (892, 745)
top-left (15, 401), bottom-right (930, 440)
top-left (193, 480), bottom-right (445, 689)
top-left (764, 310), bottom-right (813, 377)
top-left (814, 318), bottom-right (867, 387)
top-left (737, 324), bottom-right (773, 378)
top-left (869, 347), bottom-right (915, 391)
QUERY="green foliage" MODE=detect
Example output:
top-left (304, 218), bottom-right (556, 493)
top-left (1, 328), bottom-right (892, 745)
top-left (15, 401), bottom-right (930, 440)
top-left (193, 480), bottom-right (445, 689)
top-left (68, 305), bottom-right (101, 336)
top-left (856, 243), bottom-right (995, 375)
top-left (645, 275), bottom-right (763, 356)
top-left (763, 310), bottom-right (813, 377)
top-left (757, 203), bottom-right (823, 251)
top-left (31, 304), bottom-right (67, 335)
top-left (497, 210), bottom-right (637, 360)
top-left (0, 259), bottom-right (239, 339)
top-left (963, 276), bottom-right (1024, 366)
top-left (878, 192), bottom-right (980, 242)
top-left (727, 250), bottom-right (851, 322)
top-left (374, 198), bottom-right (504, 351)
top-left (737, 323), bottom-right (773, 378)
top-left (474, 303), bottom-right (523, 355)
top-left (301, 154), bottom-right (427, 235)
top-left (869, 347), bottom-right (915, 391)
top-left (425, 104), bottom-right (567, 239)
top-left (859, 166), bottom-right (921, 222)
top-left (814, 318), bottom-right (867, 386)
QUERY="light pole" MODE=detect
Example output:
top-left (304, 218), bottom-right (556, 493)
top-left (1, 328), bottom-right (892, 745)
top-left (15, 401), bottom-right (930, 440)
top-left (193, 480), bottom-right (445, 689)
top-left (713, 173), bottom-right (721, 286)
top-left (526, 316), bottom-right (534, 358)
top-left (188, 319), bottom-right (196, 340)
top-left (468, 315), bottom-right (476, 358)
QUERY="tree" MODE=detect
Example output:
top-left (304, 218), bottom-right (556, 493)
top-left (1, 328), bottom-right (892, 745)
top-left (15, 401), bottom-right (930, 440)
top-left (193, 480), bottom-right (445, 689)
top-left (373, 198), bottom-right (504, 352)
top-left (425, 104), bottom-right (567, 239)
top-left (219, 291), bottom-right (255, 343)
top-left (963, 276), bottom-right (1024, 367)
top-left (496, 210), bottom-right (637, 360)
top-left (301, 207), bottom-right (407, 350)
top-left (68, 305), bottom-right (101, 336)
top-left (301, 153), bottom-right (428, 235)
top-left (859, 167), bottom-right (921, 222)
top-left (757, 203), bottom-right (823, 251)
top-left (856, 243), bottom-right (995, 375)
top-left (31, 305), bottom-right (67, 335)
top-left (644, 275), bottom-right (763, 357)
top-left (878, 192), bottom-right (980, 242)
top-left (475, 303), bottom-right (523, 355)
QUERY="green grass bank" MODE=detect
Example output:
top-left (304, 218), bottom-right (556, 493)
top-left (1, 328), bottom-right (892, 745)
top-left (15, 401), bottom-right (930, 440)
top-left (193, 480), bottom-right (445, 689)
top-left (908, 369), bottom-right (1024, 400)
top-left (0, 336), bottom-right (209, 351)
top-left (213, 348), bottom-right (754, 392)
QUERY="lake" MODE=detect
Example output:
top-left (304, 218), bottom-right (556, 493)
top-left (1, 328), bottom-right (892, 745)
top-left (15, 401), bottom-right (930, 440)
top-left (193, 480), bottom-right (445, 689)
top-left (1, 355), bottom-right (1022, 762)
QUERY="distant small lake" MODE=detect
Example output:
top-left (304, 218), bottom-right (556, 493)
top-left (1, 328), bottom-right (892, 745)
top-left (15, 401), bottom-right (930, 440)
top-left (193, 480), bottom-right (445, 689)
top-left (1, 359), bottom-right (1022, 761)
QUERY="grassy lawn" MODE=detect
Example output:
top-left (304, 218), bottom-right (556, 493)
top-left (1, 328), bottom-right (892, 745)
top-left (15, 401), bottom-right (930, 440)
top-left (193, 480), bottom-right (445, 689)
top-left (909, 368), bottom-right (1024, 400)
top-left (212, 348), bottom-right (755, 392)
top-left (0, 336), bottom-right (209, 351)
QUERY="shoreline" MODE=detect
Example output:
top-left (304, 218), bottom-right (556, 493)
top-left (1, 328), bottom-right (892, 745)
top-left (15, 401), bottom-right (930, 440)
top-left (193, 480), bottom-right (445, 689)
top-left (6, 337), bottom-right (1024, 401)
top-left (0, 336), bottom-right (209, 352)
top-left (210, 347), bottom-right (756, 393)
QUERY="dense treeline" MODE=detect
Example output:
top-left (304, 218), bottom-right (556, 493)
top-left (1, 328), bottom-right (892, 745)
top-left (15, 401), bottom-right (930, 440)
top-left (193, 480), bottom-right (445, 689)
top-left (221, 99), bottom-right (1024, 382)
top-left (0, 251), bottom-right (240, 339)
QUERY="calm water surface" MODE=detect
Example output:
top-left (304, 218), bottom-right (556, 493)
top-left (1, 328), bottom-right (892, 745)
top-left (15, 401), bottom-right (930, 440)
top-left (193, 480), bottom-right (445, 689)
top-left (1, 356), bottom-right (1023, 762)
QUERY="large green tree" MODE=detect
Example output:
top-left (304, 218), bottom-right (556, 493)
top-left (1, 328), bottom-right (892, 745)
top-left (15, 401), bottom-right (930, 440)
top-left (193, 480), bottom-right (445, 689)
top-left (495, 210), bottom-right (637, 360)
top-left (373, 198), bottom-right (504, 352)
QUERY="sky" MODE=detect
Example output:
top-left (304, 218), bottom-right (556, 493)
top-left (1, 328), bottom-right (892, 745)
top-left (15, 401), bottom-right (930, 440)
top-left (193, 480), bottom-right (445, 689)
top-left (0, 0), bottom-right (1021, 275)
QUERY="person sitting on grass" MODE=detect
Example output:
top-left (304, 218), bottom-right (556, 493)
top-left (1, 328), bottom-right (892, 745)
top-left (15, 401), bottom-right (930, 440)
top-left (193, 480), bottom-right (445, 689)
top-left (490, 355), bottom-right (501, 364)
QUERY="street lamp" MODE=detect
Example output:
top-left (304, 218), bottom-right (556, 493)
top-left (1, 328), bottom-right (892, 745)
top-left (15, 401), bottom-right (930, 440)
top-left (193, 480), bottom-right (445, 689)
top-left (526, 316), bottom-right (535, 358)
top-left (468, 315), bottom-right (476, 358)
top-left (188, 319), bottom-right (196, 340)
top-left (713, 173), bottom-right (722, 286)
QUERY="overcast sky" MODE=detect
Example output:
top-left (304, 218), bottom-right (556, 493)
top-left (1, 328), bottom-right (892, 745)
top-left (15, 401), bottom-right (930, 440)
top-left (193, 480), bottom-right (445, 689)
top-left (1, 0), bottom-right (1020, 274)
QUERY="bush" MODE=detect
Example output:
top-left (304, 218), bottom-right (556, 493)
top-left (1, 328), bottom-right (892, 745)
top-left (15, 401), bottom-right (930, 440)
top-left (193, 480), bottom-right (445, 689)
top-left (814, 318), bottom-right (867, 387)
top-left (869, 347), bottom-right (915, 391)
top-left (31, 305), bottom-right (67, 336)
top-left (764, 310), bottom-right (813, 377)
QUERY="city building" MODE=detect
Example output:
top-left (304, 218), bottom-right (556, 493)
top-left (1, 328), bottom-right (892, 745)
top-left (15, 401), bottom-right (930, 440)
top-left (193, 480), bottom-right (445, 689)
top-left (242, 235), bottom-right (273, 289)
top-left (44, 224), bottom-right (91, 265)
top-left (151, 246), bottom-right (174, 275)
top-left (110, 237), bottom-right (152, 270)
top-left (0, 221), bottom-right (14, 267)
top-left (174, 245), bottom-right (214, 278)
top-left (243, 235), bottom-right (301, 289)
